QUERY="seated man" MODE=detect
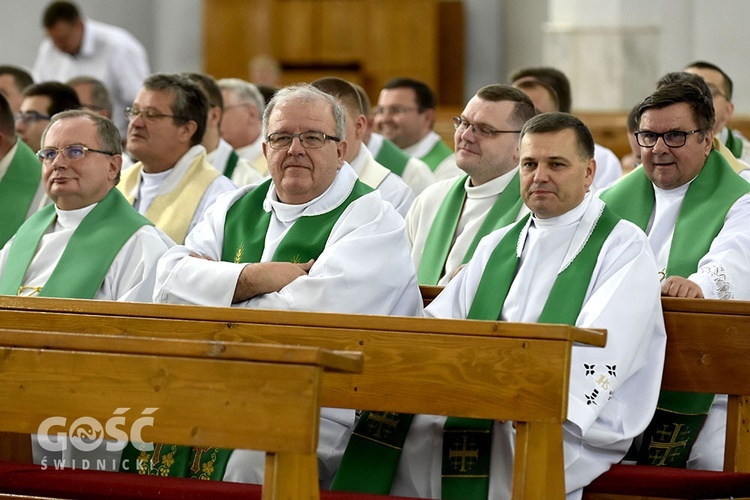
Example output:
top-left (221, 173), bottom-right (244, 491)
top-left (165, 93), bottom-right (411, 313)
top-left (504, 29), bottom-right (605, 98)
top-left (406, 84), bottom-right (535, 285)
top-left (373, 77), bottom-right (462, 181)
top-left (0, 94), bottom-right (47, 248)
top-left (118, 73), bottom-right (236, 244)
top-left (0, 65), bottom-right (34, 116)
top-left (0, 109), bottom-right (173, 468)
top-left (601, 81), bottom-right (750, 471)
top-left (16, 81), bottom-right (80, 151)
top-left (151, 84), bottom-right (421, 483)
top-left (332, 113), bottom-right (666, 499)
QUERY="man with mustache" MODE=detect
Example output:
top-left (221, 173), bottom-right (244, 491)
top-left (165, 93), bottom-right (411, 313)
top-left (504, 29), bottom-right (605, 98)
top-left (151, 84), bottom-right (421, 483)
top-left (406, 84), bottom-right (535, 285)
top-left (117, 73), bottom-right (236, 244)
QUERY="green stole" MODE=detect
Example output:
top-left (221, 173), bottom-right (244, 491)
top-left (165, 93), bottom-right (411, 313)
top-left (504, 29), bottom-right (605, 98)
top-left (374, 137), bottom-right (409, 177)
top-left (332, 205), bottom-right (619, 498)
top-left (224, 149), bottom-right (240, 180)
top-left (0, 189), bottom-right (150, 298)
top-left (421, 140), bottom-right (454, 172)
top-left (0, 141), bottom-right (42, 248)
top-left (122, 177), bottom-right (373, 480)
top-left (725, 128), bottom-right (743, 159)
top-left (600, 150), bottom-right (750, 467)
top-left (417, 173), bottom-right (524, 285)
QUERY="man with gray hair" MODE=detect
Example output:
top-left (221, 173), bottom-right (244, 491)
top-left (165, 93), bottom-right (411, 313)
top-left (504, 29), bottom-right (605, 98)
top-left (118, 73), bottom-right (235, 244)
top-left (152, 84), bottom-right (421, 482)
top-left (218, 77), bottom-right (268, 177)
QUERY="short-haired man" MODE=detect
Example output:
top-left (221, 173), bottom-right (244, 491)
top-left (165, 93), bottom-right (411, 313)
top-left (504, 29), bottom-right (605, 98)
top-left (406, 84), bottom-right (536, 285)
top-left (601, 81), bottom-right (750, 471)
top-left (332, 112), bottom-right (666, 498)
top-left (218, 77), bottom-right (268, 177)
top-left (312, 76), bottom-right (415, 216)
top-left (0, 95), bottom-right (47, 248)
top-left (118, 73), bottom-right (236, 244)
top-left (0, 65), bottom-right (34, 115)
top-left (66, 75), bottom-right (113, 118)
top-left (0, 109), bottom-right (173, 469)
top-left (16, 81), bottom-right (80, 151)
top-left (184, 72), bottom-right (263, 187)
top-left (373, 77), bottom-right (461, 181)
top-left (33, 0), bottom-right (150, 134)
top-left (510, 66), bottom-right (623, 190)
top-left (358, 84), bottom-right (436, 195)
top-left (684, 61), bottom-right (750, 164)
top-left (151, 84), bottom-right (421, 483)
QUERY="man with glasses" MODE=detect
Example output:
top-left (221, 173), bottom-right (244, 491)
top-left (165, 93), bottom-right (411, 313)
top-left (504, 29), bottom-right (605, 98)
top-left (601, 81), bottom-right (750, 472)
top-left (0, 108), bottom-right (173, 470)
top-left (16, 81), bottom-right (80, 151)
top-left (152, 84), bottom-right (421, 483)
top-left (372, 77), bottom-right (461, 181)
top-left (218, 77), bottom-right (268, 177)
top-left (117, 73), bottom-right (236, 244)
top-left (684, 61), bottom-right (750, 164)
top-left (405, 84), bottom-right (535, 285)
top-left (0, 95), bottom-right (47, 248)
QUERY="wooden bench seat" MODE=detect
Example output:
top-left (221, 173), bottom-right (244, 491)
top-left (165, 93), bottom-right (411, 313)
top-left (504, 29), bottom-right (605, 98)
top-left (0, 295), bottom-right (605, 499)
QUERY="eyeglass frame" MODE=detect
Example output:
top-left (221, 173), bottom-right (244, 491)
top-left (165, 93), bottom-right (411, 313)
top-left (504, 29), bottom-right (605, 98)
top-left (453, 116), bottom-right (521, 139)
top-left (265, 131), bottom-right (341, 150)
top-left (634, 129), bottom-right (702, 148)
top-left (123, 106), bottom-right (181, 122)
top-left (37, 144), bottom-right (118, 162)
top-left (15, 111), bottom-right (52, 124)
top-left (372, 105), bottom-right (421, 117)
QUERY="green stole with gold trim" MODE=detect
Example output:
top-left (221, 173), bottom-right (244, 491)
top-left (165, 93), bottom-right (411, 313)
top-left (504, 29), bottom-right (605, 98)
top-left (417, 173), bottom-right (524, 285)
top-left (0, 140), bottom-right (42, 248)
top-left (600, 150), bottom-right (750, 467)
top-left (122, 177), bottom-right (373, 480)
top-left (332, 205), bottom-right (619, 498)
top-left (421, 140), bottom-right (454, 172)
top-left (374, 137), bottom-right (409, 177)
top-left (725, 128), bottom-right (743, 159)
top-left (0, 189), bottom-right (150, 298)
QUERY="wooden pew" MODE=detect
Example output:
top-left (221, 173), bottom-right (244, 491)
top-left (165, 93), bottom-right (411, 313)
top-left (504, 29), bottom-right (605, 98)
top-left (0, 295), bottom-right (605, 499)
top-left (582, 297), bottom-right (750, 499)
top-left (0, 326), bottom-right (361, 500)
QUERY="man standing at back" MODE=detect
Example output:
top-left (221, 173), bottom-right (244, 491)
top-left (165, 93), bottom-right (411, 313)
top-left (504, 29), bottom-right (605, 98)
top-left (373, 77), bottom-right (461, 181)
top-left (601, 81), bottom-right (750, 470)
top-left (118, 73), bottom-right (236, 244)
top-left (0, 95), bottom-right (47, 248)
top-left (33, 1), bottom-right (150, 134)
top-left (407, 84), bottom-right (535, 285)
top-left (332, 113), bottom-right (665, 498)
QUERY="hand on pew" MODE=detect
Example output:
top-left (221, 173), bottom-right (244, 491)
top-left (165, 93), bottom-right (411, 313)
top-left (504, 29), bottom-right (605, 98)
top-left (661, 276), bottom-right (704, 298)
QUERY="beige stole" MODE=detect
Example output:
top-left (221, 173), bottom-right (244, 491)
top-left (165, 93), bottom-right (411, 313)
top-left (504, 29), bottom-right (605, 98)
top-left (118, 154), bottom-right (219, 243)
top-left (250, 155), bottom-right (268, 176)
top-left (714, 137), bottom-right (745, 174)
top-left (358, 155), bottom-right (390, 189)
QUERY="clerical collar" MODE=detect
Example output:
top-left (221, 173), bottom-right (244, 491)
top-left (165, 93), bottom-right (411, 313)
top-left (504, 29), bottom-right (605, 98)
top-left (54, 202), bottom-right (98, 230)
top-left (531, 191), bottom-right (592, 228)
top-left (653, 179), bottom-right (691, 199)
top-left (465, 167), bottom-right (518, 199)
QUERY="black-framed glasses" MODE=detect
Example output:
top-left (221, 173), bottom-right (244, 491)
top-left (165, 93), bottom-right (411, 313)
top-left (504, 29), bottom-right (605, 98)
top-left (124, 106), bottom-right (179, 122)
top-left (634, 130), bottom-right (701, 148)
top-left (453, 117), bottom-right (521, 139)
top-left (37, 144), bottom-right (117, 162)
top-left (266, 131), bottom-right (340, 150)
top-left (15, 111), bottom-right (52, 124)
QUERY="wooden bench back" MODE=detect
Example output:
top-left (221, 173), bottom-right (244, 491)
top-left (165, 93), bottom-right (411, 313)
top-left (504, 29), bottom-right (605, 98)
top-left (0, 326), bottom-right (361, 500)
top-left (0, 296), bottom-right (605, 499)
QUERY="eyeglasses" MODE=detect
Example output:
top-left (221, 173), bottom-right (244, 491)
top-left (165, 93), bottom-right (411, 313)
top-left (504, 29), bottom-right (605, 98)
top-left (37, 144), bottom-right (117, 162)
top-left (707, 85), bottom-right (727, 100)
top-left (634, 130), bottom-right (701, 148)
top-left (453, 117), bottom-right (521, 139)
top-left (372, 105), bottom-right (420, 116)
top-left (124, 106), bottom-right (179, 122)
top-left (266, 131), bottom-right (341, 150)
top-left (15, 111), bottom-right (52, 124)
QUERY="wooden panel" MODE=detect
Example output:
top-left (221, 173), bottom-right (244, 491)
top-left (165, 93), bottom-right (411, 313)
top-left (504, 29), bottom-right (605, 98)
top-left (438, 1), bottom-right (464, 106)
top-left (272, 0), bottom-right (315, 63)
top-left (318, 0), bottom-right (366, 62)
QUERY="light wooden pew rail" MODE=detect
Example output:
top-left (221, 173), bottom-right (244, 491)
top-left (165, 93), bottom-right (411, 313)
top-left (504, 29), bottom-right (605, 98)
top-left (0, 295), bottom-right (606, 499)
top-left (0, 327), bottom-right (362, 500)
